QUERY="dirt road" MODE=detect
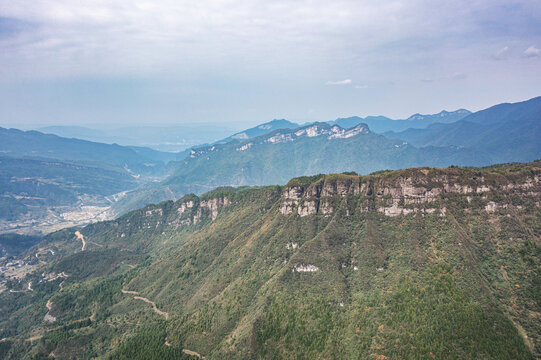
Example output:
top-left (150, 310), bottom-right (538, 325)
top-left (120, 289), bottom-right (139, 295)
top-left (183, 349), bottom-right (204, 358)
top-left (133, 296), bottom-right (169, 319)
top-left (121, 289), bottom-right (169, 319)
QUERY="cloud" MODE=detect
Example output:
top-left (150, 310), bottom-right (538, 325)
top-left (492, 46), bottom-right (509, 60)
top-left (2, 0), bottom-right (541, 127)
top-left (1, 0), bottom-right (541, 81)
top-left (354, 84), bottom-right (368, 89)
top-left (326, 79), bottom-right (352, 85)
top-left (524, 45), bottom-right (541, 57)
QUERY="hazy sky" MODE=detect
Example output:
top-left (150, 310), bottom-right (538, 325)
top-left (1, 0), bottom-right (540, 128)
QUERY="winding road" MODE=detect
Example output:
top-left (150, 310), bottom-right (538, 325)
top-left (121, 289), bottom-right (169, 320)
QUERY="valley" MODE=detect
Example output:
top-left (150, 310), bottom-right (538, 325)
top-left (0, 200), bottom-right (117, 235)
top-left (0, 129), bottom-right (175, 236)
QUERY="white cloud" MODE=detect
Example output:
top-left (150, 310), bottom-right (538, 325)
top-left (354, 85), bottom-right (368, 89)
top-left (524, 45), bottom-right (541, 57)
top-left (326, 79), bottom-right (352, 85)
top-left (2, 0), bottom-right (538, 80)
top-left (1, 0), bottom-right (401, 79)
top-left (493, 46), bottom-right (509, 60)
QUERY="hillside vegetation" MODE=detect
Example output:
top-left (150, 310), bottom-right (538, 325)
top-left (0, 161), bottom-right (539, 359)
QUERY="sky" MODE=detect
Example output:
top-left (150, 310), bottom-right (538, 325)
top-left (0, 0), bottom-right (540, 128)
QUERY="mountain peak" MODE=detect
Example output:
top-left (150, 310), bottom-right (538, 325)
top-left (217, 119), bottom-right (299, 144)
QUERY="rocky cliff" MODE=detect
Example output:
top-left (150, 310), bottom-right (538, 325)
top-left (280, 167), bottom-right (541, 218)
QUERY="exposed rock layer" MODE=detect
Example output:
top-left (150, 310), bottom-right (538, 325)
top-left (280, 170), bottom-right (541, 217)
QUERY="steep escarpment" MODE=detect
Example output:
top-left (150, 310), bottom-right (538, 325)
top-left (281, 166), bottom-right (540, 217)
top-left (0, 161), bottom-right (540, 359)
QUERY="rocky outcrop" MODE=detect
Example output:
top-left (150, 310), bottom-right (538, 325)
top-left (297, 200), bottom-right (317, 216)
top-left (280, 176), bottom-right (364, 216)
top-left (177, 200), bottom-right (195, 215)
top-left (236, 143), bottom-right (253, 151)
top-left (166, 196), bottom-right (233, 228)
top-left (279, 186), bottom-right (304, 215)
top-left (293, 264), bottom-right (319, 272)
top-left (145, 208), bottom-right (163, 217)
top-left (264, 123), bottom-right (370, 145)
top-left (195, 197), bottom-right (231, 223)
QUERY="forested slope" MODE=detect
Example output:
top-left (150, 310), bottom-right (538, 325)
top-left (0, 161), bottom-right (539, 359)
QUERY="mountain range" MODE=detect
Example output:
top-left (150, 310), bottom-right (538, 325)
top-left (0, 95), bottom-right (540, 359)
top-left (166, 122), bottom-right (480, 191)
top-left (329, 109), bottom-right (472, 133)
top-left (0, 160), bottom-right (539, 358)
top-left (0, 127), bottom-right (177, 175)
top-left (386, 96), bottom-right (541, 164)
top-left (1, 96), bottom-right (540, 235)
top-left (114, 97), bottom-right (539, 214)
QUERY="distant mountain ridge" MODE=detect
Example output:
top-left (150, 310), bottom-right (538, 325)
top-left (170, 110), bottom-right (470, 162)
top-left (37, 124), bottom-right (238, 152)
top-left (163, 121), bottom-right (480, 193)
top-left (386, 96), bottom-right (541, 164)
top-left (0, 127), bottom-right (176, 177)
top-left (329, 109), bottom-right (471, 133)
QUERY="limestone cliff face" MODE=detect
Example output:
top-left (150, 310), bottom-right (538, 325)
top-left (280, 176), bottom-right (363, 216)
top-left (177, 200), bottom-right (195, 215)
top-left (134, 195), bottom-right (233, 232)
top-left (196, 197), bottom-right (231, 222)
top-left (280, 169), bottom-right (541, 217)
